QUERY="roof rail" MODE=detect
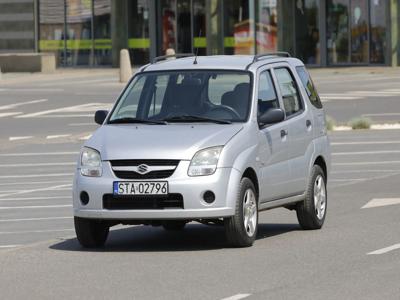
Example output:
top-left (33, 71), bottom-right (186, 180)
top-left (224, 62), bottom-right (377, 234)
top-left (152, 53), bottom-right (195, 64)
top-left (252, 52), bottom-right (291, 63)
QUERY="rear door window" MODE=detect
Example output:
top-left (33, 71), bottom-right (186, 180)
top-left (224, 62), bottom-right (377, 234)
top-left (274, 68), bottom-right (303, 117)
top-left (296, 66), bottom-right (323, 109)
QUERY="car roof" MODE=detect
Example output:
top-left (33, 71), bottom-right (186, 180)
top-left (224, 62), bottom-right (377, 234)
top-left (140, 55), bottom-right (304, 73)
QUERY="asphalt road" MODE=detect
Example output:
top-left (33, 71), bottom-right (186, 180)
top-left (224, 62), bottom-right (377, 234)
top-left (0, 68), bottom-right (400, 299)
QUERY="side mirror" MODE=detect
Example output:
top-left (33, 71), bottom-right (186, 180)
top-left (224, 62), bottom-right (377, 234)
top-left (258, 108), bottom-right (285, 126)
top-left (95, 110), bottom-right (108, 125)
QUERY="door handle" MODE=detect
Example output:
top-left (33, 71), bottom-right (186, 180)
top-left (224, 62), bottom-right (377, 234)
top-left (306, 120), bottom-right (312, 128)
top-left (280, 129), bottom-right (288, 138)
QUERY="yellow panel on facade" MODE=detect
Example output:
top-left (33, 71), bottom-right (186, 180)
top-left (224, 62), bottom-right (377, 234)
top-left (224, 37), bottom-right (235, 47)
top-left (193, 37), bottom-right (207, 48)
top-left (128, 38), bottom-right (150, 49)
top-left (39, 40), bottom-right (64, 51)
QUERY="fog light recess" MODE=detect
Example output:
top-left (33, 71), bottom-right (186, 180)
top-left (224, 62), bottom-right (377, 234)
top-left (203, 191), bottom-right (215, 204)
top-left (80, 191), bottom-right (89, 205)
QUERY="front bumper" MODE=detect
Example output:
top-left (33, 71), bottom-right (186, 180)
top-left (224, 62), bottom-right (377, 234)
top-left (73, 161), bottom-right (240, 220)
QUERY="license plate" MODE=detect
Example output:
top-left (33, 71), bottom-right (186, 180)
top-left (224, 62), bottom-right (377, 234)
top-left (113, 181), bottom-right (168, 195)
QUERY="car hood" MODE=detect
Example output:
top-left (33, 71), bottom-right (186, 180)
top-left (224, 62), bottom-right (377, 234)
top-left (85, 124), bottom-right (243, 160)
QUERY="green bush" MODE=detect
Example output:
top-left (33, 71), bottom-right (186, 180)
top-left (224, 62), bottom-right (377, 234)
top-left (325, 116), bottom-right (336, 131)
top-left (349, 117), bottom-right (371, 130)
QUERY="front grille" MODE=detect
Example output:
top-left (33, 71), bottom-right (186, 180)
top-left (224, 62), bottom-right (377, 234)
top-left (103, 194), bottom-right (184, 210)
top-left (110, 160), bottom-right (179, 167)
top-left (112, 170), bottom-right (175, 179)
top-left (110, 159), bottom-right (180, 179)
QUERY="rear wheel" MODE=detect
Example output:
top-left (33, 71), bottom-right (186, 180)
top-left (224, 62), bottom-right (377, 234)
top-left (224, 177), bottom-right (258, 247)
top-left (296, 165), bottom-right (327, 230)
top-left (162, 220), bottom-right (187, 231)
top-left (74, 217), bottom-right (109, 248)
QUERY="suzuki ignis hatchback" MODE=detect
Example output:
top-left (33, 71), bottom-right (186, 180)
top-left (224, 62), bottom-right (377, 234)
top-left (73, 53), bottom-right (330, 248)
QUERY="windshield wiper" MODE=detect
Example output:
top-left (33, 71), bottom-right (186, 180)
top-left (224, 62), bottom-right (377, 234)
top-left (162, 115), bottom-right (231, 124)
top-left (108, 117), bottom-right (167, 125)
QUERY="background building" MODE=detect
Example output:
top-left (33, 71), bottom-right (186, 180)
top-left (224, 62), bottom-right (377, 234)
top-left (1, 0), bottom-right (399, 67)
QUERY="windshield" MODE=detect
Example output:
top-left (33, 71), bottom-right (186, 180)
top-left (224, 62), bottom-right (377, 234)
top-left (108, 70), bottom-right (252, 124)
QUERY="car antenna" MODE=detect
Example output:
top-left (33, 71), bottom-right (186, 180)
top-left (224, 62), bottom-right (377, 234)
top-left (193, 30), bottom-right (201, 65)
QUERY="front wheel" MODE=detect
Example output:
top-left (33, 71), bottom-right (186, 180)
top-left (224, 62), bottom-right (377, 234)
top-left (224, 177), bottom-right (258, 247)
top-left (296, 165), bottom-right (327, 230)
top-left (74, 217), bottom-right (109, 248)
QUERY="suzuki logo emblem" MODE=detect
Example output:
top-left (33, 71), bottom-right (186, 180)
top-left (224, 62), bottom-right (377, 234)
top-left (137, 164), bottom-right (149, 174)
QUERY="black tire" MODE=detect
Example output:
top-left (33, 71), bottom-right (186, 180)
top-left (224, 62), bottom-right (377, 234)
top-left (296, 165), bottom-right (327, 230)
top-left (74, 217), bottom-right (109, 248)
top-left (224, 177), bottom-right (258, 247)
top-left (162, 220), bottom-right (187, 231)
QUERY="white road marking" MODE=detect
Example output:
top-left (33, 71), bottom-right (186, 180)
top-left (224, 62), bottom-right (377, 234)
top-left (0, 204), bottom-right (72, 210)
top-left (331, 170), bottom-right (399, 174)
top-left (9, 136), bottom-right (33, 141)
top-left (0, 162), bottom-right (75, 167)
top-left (330, 178), bottom-right (366, 182)
top-left (0, 112), bottom-right (22, 118)
top-left (0, 180), bottom-right (71, 186)
top-left (320, 96), bottom-right (363, 100)
top-left (0, 184), bottom-right (72, 199)
top-left (46, 134), bottom-right (72, 139)
top-left (0, 99), bottom-right (47, 111)
top-left (371, 124), bottom-right (400, 130)
top-left (367, 244), bottom-right (400, 255)
top-left (331, 141), bottom-right (400, 145)
top-left (0, 216), bottom-right (72, 223)
top-left (37, 114), bottom-right (93, 118)
top-left (69, 122), bottom-right (96, 126)
top-left (0, 196), bottom-right (71, 201)
top-left (16, 103), bottom-right (111, 118)
top-left (333, 150), bottom-right (400, 156)
top-left (362, 112), bottom-right (400, 117)
top-left (221, 294), bottom-right (251, 300)
top-left (0, 245), bottom-right (20, 249)
top-left (0, 151), bottom-right (79, 157)
top-left (80, 134), bottom-right (92, 140)
top-left (0, 173), bottom-right (73, 179)
top-left (39, 78), bottom-right (112, 87)
top-left (333, 161), bottom-right (400, 166)
top-left (0, 229), bottom-right (74, 235)
top-left (362, 198), bottom-right (400, 209)
top-left (0, 88), bottom-right (63, 92)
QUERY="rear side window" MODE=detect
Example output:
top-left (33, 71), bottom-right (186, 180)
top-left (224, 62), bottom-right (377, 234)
top-left (296, 66), bottom-right (323, 109)
top-left (274, 68), bottom-right (303, 117)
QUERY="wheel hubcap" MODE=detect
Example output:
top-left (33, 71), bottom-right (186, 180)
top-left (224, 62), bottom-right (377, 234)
top-left (243, 189), bottom-right (257, 237)
top-left (314, 175), bottom-right (326, 220)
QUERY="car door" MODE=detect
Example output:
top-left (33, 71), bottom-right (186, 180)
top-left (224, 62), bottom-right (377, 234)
top-left (273, 65), bottom-right (314, 196)
top-left (256, 68), bottom-right (291, 202)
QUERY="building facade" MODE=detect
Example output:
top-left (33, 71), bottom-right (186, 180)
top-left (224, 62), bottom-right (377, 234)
top-left (1, 0), bottom-right (399, 67)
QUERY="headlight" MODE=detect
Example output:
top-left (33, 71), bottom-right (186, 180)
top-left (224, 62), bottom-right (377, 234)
top-left (188, 146), bottom-right (223, 177)
top-left (80, 147), bottom-right (102, 177)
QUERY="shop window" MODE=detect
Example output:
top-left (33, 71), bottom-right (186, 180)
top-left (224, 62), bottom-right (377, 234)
top-left (38, 0), bottom-right (65, 65)
top-left (369, 0), bottom-right (387, 64)
top-left (256, 0), bottom-right (278, 54)
top-left (350, 0), bottom-right (368, 63)
top-left (224, 0), bottom-right (252, 55)
top-left (128, 0), bottom-right (150, 65)
top-left (94, 0), bottom-right (111, 65)
top-left (66, 0), bottom-right (93, 66)
top-left (327, 0), bottom-right (350, 64)
top-left (295, 0), bottom-right (320, 65)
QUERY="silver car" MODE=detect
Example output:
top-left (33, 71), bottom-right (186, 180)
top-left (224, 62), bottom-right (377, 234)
top-left (73, 53), bottom-right (330, 248)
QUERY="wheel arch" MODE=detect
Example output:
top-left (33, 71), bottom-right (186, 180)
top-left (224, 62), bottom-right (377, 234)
top-left (242, 167), bottom-right (259, 199)
top-left (314, 155), bottom-right (327, 180)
